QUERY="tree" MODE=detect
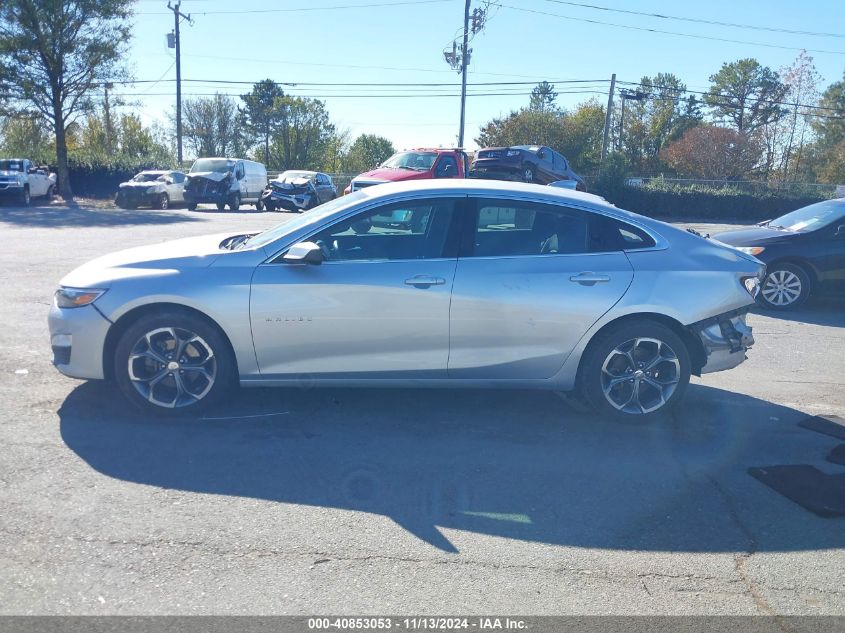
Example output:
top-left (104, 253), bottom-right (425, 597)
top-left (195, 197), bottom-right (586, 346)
top-left (344, 133), bottom-right (395, 173)
top-left (705, 58), bottom-right (786, 134)
top-left (529, 81), bottom-right (558, 112)
top-left (182, 93), bottom-right (244, 159)
top-left (778, 51), bottom-right (822, 180)
top-left (0, 113), bottom-right (54, 161)
top-left (809, 71), bottom-right (845, 184)
top-left (0, 0), bottom-right (133, 198)
top-left (661, 125), bottom-right (762, 180)
top-left (268, 96), bottom-right (335, 171)
top-left (241, 79), bottom-right (286, 166)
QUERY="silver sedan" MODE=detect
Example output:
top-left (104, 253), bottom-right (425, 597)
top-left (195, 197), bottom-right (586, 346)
top-left (48, 180), bottom-right (764, 420)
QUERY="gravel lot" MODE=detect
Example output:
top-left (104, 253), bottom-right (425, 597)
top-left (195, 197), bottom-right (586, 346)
top-left (0, 200), bottom-right (843, 615)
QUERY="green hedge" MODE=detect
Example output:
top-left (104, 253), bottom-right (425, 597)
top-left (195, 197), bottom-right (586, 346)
top-left (65, 158), bottom-right (176, 198)
top-left (592, 182), bottom-right (827, 221)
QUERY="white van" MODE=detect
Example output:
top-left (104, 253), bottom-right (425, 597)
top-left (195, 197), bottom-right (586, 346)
top-left (183, 157), bottom-right (268, 211)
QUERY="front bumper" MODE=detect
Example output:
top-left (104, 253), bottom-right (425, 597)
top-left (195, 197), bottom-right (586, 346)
top-left (265, 190), bottom-right (313, 210)
top-left (116, 189), bottom-right (157, 206)
top-left (48, 303), bottom-right (112, 380)
top-left (691, 309), bottom-right (755, 374)
top-left (0, 183), bottom-right (25, 196)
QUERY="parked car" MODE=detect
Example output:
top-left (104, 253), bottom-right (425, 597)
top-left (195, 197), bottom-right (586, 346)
top-left (471, 145), bottom-right (585, 189)
top-left (261, 171), bottom-right (336, 212)
top-left (713, 198), bottom-right (845, 309)
top-left (344, 148), bottom-right (469, 194)
top-left (115, 170), bottom-right (186, 210)
top-left (0, 158), bottom-right (56, 205)
top-left (183, 157), bottom-right (267, 211)
top-left (49, 179), bottom-right (763, 421)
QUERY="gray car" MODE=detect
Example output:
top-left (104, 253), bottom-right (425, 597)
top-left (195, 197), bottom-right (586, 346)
top-left (48, 180), bottom-right (763, 420)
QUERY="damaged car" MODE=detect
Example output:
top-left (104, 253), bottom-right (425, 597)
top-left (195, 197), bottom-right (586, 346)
top-left (115, 170), bottom-right (186, 210)
top-left (48, 179), bottom-right (763, 420)
top-left (261, 171), bottom-right (337, 212)
top-left (183, 157), bottom-right (268, 211)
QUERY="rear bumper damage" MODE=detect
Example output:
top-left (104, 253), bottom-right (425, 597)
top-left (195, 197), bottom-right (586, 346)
top-left (689, 309), bottom-right (755, 375)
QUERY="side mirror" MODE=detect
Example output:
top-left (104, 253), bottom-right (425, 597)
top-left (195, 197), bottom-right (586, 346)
top-left (283, 241), bottom-right (324, 265)
top-left (437, 163), bottom-right (456, 178)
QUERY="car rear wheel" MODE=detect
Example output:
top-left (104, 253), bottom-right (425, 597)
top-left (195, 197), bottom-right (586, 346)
top-left (578, 319), bottom-right (691, 422)
top-left (114, 311), bottom-right (236, 416)
top-left (759, 263), bottom-right (810, 310)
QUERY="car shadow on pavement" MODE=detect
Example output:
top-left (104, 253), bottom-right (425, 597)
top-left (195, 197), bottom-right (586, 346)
top-left (0, 206), bottom-right (201, 228)
top-left (753, 296), bottom-right (845, 328)
top-left (59, 381), bottom-right (844, 553)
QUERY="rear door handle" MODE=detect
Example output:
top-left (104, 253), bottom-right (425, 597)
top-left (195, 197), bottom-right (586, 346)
top-left (570, 272), bottom-right (611, 285)
top-left (405, 275), bottom-right (446, 287)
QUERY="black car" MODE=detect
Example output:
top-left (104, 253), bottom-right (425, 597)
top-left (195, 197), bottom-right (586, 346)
top-left (714, 198), bottom-right (845, 309)
top-left (470, 145), bottom-right (585, 189)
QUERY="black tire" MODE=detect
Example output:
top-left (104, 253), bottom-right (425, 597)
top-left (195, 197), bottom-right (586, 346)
top-left (216, 202), bottom-right (226, 211)
top-left (522, 164), bottom-right (536, 184)
top-left (255, 198), bottom-right (264, 211)
top-left (228, 193), bottom-right (241, 211)
top-left (157, 193), bottom-right (169, 210)
top-left (758, 262), bottom-right (811, 310)
top-left (187, 203), bottom-right (197, 211)
top-left (20, 186), bottom-right (31, 206)
top-left (578, 319), bottom-right (691, 422)
top-left (265, 200), bottom-right (276, 212)
top-left (113, 311), bottom-right (236, 417)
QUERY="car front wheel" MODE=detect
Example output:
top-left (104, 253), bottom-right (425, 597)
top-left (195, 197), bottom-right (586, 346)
top-left (114, 311), bottom-right (236, 416)
top-left (522, 164), bottom-right (535, 183)
top-left (579, 319), bottom-right (691, 421)
top-left (759, 263), bottom-right (810, 309)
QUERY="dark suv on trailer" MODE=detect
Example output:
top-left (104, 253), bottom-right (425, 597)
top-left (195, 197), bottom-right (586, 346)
top-left (470, 145), bottom-right (585, 190)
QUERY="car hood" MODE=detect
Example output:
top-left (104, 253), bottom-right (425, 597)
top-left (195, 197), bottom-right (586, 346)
top-left (712, 227), bottom-right (794, 247)
top-left (59, 233), bottom-right (240, 288)
top-left (354, 167), bottom-right (429, 182)
top-left (119, 181), bottom-right (162, 189)
top-left (187, 171), bottom-right (230, 182)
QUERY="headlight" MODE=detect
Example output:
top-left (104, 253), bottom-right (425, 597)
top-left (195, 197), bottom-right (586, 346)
top-left (735, 246), bottom-right (765, 256)
top-left (742, 276), bottom-right (760, 298)
top-left (146, 186), bottom-right (158, 194)
top-left (55, 287), bottom-right (107, 309)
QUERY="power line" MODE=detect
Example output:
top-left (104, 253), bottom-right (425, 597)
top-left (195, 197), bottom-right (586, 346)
top-left (499, 4), bottom-right (845, 56)
top-left (136, 0), bottom-right (454, 15)
top-left (117, 78), bottom-right (610, 87)
top-left (539, 0), bottom-right (845, 39)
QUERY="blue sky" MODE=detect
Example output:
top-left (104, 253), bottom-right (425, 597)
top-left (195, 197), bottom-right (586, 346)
top-left (123, 0), bottom-right (845, 153)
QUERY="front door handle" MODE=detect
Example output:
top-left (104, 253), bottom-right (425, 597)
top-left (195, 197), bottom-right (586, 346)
top-left (570, 271), bottom-right (611, 285)
top-left (405, 275), bottom-right (446, 287)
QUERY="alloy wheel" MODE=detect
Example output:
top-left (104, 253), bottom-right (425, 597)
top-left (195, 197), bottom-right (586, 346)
top-left (761, 270), bottom-right (802, 307)
top-left (600, 337), bottom-right (680, 415)
top-left (127, 327), bottom-right (217, 409)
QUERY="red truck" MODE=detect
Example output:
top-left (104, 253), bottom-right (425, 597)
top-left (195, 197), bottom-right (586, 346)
top-left (344, 148), bottom-right (469, 194)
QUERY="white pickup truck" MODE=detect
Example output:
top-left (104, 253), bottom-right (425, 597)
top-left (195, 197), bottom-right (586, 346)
top-left (0, 158), bottom-right (57, 205)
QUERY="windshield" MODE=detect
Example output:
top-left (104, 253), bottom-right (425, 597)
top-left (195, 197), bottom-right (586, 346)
top-left (243, 191), bottom-right (368, 249)
top-left (132, 173), bottom-right (165, 182)
top-left (191, 158), bottom-right (234, 174)
top-left (276, 171), bottom-right (314, 183)
top-left (381, 151), bottom-right (437, 171)
top-left (769, 199), bottom-right (845, 232)
top-left (0, 160), bottom-right (24, 172)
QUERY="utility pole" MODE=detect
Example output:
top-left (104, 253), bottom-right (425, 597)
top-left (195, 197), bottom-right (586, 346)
top-left (167, 1), bottom-right (191, 166)
top-left (600, 73), bottom-right (616, 165)
top-left (458, 0), bottom-right (471, 148)
top-left (103, 82), bottom-right (114, 155)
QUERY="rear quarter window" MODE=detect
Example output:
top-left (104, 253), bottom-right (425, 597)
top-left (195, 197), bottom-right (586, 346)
top-left (591, 215), bottom-right (656, 252)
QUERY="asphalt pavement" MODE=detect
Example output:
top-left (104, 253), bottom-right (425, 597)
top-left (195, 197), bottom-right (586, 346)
top-left (0, 200), bottom-right (843, 615)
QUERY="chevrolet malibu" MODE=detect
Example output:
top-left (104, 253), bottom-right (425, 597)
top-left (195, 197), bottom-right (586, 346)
top-left (49, 180), bottom-right (763, 420)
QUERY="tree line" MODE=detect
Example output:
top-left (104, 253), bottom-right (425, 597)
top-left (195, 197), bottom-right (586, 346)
top-left (478, 56), bottom-right (845, 186)
top-left (1, 0), bottom-right (844, 198)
